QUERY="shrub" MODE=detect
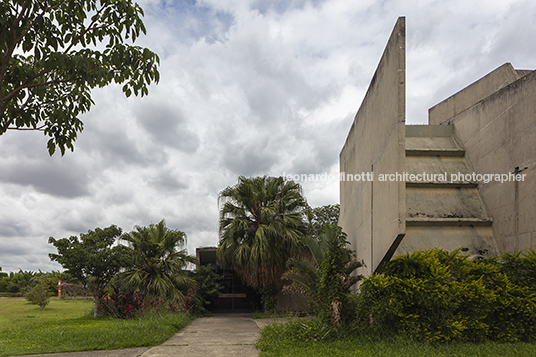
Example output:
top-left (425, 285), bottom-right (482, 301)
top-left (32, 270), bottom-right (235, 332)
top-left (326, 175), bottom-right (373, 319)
top-left (189, 265), bottom-right (223, 313)
top-left (26, 279), bottom-right (53, 309)
top-left (355, 248), bottom-right (536, 343)
top-left (96, 284), bottom-right (194, 318)
top-left (497, 248), bottom-right (536, 291)
top-left (96, 285), bottom-right (146, 318)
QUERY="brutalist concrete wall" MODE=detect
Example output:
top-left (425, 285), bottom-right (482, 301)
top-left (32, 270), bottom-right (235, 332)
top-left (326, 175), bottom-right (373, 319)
top-left (339, 17), bottom-right (406, 276)
top-left (429, 68), bottom-right (536, 253)
top-left (429, 63), bottom-right (522, 124)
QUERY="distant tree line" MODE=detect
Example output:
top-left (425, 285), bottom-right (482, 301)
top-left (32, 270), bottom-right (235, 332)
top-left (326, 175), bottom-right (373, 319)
top-left (0, 269), bottom-right (75, 297)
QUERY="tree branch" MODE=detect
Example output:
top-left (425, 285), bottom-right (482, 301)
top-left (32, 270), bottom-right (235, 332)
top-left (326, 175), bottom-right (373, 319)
top-left (63, 0), bottom-right (111, 54)
top-left (7, 125), bottom-right (46, 131)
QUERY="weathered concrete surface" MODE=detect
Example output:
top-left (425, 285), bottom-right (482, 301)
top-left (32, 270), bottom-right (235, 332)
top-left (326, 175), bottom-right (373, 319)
top-left (397, 226), bottom-right (498, 257)
top-left (429, 63), bottom-right (525, 125)
top-left (141, 314), bottom-right (260, 357)
top-left (397, 125), bottom-right (499, 258)
top-left (429, 66), bottom-right (536, 253)
top-left (339, 17), bottom-right (406, 275)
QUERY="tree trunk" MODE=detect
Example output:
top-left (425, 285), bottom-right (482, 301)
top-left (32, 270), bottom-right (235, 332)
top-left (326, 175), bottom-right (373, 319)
top-left (93, 292), bottom-right (98, 318)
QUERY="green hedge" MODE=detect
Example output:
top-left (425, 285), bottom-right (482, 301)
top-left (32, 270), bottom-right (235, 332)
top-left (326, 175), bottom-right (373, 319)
top-left (355, 248), bottom-right (536, 342)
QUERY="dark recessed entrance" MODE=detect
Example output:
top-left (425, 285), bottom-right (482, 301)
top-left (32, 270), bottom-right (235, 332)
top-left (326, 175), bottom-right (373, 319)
top-left (196, 247), bottom-right (260, 312)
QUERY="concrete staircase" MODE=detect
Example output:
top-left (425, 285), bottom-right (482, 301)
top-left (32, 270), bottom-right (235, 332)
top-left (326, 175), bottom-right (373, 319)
top-left (395, 125), bottom-right (499, 258)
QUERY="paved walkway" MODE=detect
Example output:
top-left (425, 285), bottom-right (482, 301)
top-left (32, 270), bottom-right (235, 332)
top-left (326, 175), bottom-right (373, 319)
top-left (9, 314), bottom-right (286, 357)
top-left (142, 313), bottom-right (261, 357)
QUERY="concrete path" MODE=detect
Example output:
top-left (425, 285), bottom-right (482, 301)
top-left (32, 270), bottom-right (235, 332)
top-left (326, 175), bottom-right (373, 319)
top-left (8, 314), bottom-right (287, 357)
top-left (142, 313), bottom-right (261, 357)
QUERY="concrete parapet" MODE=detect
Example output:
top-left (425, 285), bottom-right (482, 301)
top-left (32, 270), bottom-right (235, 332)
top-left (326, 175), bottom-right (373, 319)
top-left (429, 63), bottom-right (524, 125)
top-left (339, 17), bottom-right (406, 275)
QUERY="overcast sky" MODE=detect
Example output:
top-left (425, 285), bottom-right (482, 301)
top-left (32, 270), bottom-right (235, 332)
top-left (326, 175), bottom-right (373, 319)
top-left (1, 0), bottom-right (535, 273)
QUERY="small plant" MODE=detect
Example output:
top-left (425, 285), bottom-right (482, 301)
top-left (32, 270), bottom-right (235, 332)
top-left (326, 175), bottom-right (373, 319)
top-left (26, 278), bottom-right (53, 309)
top-left (302, 224), bottom-right (363, 329)
top-left (259, 285), bottom-right (278, 313)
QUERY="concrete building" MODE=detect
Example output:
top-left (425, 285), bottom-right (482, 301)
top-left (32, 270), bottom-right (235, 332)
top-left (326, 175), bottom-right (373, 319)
top-left (339, 17), bottom-right (536, 276)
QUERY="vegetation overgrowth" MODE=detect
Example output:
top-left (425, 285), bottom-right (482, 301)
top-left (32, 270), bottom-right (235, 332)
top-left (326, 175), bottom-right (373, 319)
top-left (0, 297), bottom-right (192, 357)
top-left (356, 248), bottom-right (536, 342)
top-left (257, 247), bottom-right (536, 356)
top-left (257, 327), bottom-right (536, 357)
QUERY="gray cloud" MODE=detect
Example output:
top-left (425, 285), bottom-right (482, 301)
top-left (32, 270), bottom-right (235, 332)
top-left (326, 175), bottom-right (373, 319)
top-left (1, 0), bottom-right (535, 272)
top-left (136, 102), bottom-right (200, 153)
top-left (0, 159), bottom-right (90, 198)
top-left (148, 171), bottom-right (189, 192)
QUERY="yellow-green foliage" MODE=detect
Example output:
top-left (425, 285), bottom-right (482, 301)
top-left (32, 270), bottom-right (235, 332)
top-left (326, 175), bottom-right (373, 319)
top-left (355, 249), bottom-right (536, 343)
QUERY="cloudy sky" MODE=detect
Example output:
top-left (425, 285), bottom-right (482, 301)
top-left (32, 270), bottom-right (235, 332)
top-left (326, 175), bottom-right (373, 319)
top-left (1, 0), bottom-right (536, 273)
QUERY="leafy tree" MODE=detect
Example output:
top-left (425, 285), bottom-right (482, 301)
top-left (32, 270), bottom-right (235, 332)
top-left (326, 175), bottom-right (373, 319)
top-left (48, 225), bottom-right (129, 316)
top-left (217, 176), bottom-right (308, 311)
top-left (303, 204), bottom-right (340, 240)
top-left (117, 219), bottom-right (197, 302)
top-left (26, 276), bottom-right (53, 309)
top-left (0, 0), bottom-right (160, 155)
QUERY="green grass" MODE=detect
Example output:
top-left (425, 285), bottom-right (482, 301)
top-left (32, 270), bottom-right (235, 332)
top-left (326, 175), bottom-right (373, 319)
top-left (257, 337), bottom-right (536, 357)
top-left (0, 297), bottom-right (193, 356)
top-left (252, 310), bottom-right (297, 319)
top-left (256, 319), bottom-right (536, 357)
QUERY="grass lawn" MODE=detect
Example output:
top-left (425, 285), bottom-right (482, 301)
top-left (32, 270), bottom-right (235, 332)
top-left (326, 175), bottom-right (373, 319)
top-left (0, 297), bottom-right (193, 356)
top-left (258, 338), bottom-right (536, 357)
top-left (256, 320), bottom-right (536, 357)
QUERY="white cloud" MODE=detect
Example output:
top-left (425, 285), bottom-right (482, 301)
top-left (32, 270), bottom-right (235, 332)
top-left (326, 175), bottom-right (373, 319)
top-left (1, 0), bottom-right (535, 272)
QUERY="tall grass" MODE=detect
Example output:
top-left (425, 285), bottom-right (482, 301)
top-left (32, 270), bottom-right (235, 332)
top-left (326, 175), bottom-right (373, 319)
top-left (0, 297), bottom-right (193, 356)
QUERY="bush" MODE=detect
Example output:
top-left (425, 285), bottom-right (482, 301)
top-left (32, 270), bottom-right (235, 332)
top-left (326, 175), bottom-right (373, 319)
top-left (355, 248), bottom-right (536, 343)
top-left (497, 248), bottom-right (536, 291)
top-left (26, 279), bottom-right (53, 309)
top-left (190, 265), bottom-right (223, 313)
top-left (96, 285), bottom-right (146, 318)
top-left (96, 285), bottom-right (194, 318)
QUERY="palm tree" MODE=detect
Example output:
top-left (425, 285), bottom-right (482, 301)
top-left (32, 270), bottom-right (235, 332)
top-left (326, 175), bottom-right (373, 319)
top-left (117, 220), bottom-right (197, 301)
top-left (217, 176), bottom-right (308, 298)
